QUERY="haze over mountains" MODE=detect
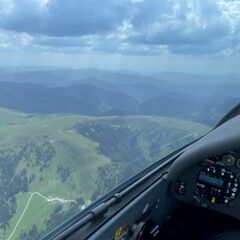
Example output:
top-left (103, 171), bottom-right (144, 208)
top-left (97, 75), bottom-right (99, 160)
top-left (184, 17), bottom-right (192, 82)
top-left (0, 68), bottom-right (239, 239)
top-left (0, 68), bottom-right (239, 126)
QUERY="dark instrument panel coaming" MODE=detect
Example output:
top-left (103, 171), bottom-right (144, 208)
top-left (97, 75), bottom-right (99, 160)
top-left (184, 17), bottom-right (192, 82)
top-left (170, 150), bottom-right (240, 220)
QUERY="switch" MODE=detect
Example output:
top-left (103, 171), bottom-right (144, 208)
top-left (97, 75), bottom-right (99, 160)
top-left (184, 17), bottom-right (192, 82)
top-left (211, 196), bottom-right (216, 204)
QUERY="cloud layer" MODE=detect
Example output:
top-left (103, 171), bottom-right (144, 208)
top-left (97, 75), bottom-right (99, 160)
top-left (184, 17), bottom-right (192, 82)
top-left (0, 0), bottom-right (239, 57)
top-left (0, 0), bottom-right (130, 36)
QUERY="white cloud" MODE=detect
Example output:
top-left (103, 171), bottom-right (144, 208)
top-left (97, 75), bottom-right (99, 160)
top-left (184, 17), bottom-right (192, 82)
top-left (0, 29), bottom-right (33, 50)
top-left (0, 0), bottom-right (14, 16)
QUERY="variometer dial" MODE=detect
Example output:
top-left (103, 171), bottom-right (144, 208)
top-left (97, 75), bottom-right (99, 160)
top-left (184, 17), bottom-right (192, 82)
top-left (222, 154), bottom-right (236, 167)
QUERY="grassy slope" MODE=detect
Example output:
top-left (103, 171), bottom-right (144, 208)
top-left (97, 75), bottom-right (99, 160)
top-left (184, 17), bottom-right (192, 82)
top-left (0, 111), bottom-right (111, 239)
top-left (0, 108), bottom-right (209, 239)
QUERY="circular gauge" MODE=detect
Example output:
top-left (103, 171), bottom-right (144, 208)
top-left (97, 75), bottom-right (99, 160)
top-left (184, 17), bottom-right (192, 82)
top-left (196, 165), bottom-right (239, 204)
top-left (222, 154), bottom-right (235, 166)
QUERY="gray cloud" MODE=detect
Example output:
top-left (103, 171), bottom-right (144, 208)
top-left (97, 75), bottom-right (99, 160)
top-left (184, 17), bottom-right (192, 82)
top-left (0, 0), bottom-right (130, 36)
top-left (130, 0), bottom-right (239, 56)
top-left (129, 0), bottom-right (237, 46)
top-left (0, 0), bottom-right (239, 57)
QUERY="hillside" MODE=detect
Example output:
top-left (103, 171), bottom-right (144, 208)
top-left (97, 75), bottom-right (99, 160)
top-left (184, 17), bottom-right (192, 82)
top-left (0, 108), bottom-right (209, 239)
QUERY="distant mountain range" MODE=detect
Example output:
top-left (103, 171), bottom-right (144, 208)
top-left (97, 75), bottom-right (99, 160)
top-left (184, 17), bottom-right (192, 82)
top-left (0, 82), bottom-right (138, 115)
top-left (0, 69), bottom-right (239, 126)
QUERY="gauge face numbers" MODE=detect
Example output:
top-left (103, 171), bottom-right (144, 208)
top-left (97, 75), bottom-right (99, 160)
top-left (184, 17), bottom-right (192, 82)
top-left (222, 154), bottom-right (236, 166)
top-left (196, 165), bottom-right (239, 204)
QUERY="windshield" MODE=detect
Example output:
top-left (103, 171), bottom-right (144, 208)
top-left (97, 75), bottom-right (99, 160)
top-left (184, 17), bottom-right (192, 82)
top-left (0, 0), bottom-right (239, 239)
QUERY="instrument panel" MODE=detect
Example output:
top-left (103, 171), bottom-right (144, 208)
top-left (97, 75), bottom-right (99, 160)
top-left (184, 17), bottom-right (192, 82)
top-left (171, 151), bottom-right (240, 220)
top-left (168, 115), bottom-right (240, 221)
top-left (196, 164), bottom-right (239, 204)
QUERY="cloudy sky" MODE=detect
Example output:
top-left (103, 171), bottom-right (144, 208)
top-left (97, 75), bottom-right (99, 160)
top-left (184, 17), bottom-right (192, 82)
top-left (0, 0), bottom-right (239, 73)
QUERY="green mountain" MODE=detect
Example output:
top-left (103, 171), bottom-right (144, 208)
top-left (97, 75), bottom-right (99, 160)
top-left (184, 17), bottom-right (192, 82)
top-left (0, 108), bottom-right (209, 240)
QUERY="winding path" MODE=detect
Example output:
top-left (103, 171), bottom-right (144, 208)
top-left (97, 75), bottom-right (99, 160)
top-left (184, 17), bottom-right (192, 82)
top-left (6, 192), bottom-right (76, 240)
